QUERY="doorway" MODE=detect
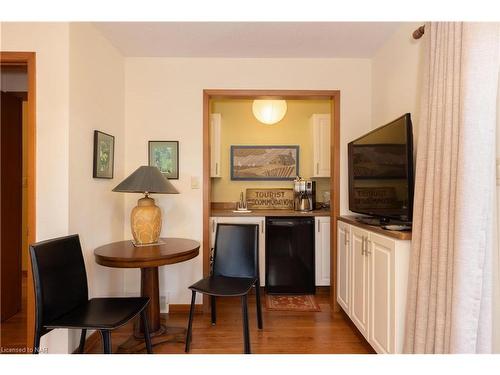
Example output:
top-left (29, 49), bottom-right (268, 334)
top-left (202, 90), bottom-right (340, 311)
top-left (0, 52), bottom-right (36, 353)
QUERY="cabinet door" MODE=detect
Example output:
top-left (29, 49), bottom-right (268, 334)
top-left (350, 226), bottom-right (369, 338)
top-left (213, 216), bottom-right (265, 286)
top-left (336, 221), bottom-right (350, 314)
top-left (311, 114), bottom-right (331, 177)
top-left (368, 233), bottom-right (395, 354)
top-left (210, 113), bottom-right (221, 177)
top-left (315, 217), bottom-right (331, 286)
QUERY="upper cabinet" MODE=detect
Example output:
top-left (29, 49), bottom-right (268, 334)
top-left (210, 113), bottom-right (221, 178)
top-left (310, 114), bottom-right (331, 177)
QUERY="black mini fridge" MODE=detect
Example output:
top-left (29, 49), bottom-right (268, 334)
top-left (265, 217), bottom-right (315, 294)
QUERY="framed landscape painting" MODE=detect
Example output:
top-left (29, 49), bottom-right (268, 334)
top-left (93, 130), bottom-right (115, 179)
top-left (230, 145), bottom-right (299, 181)
top-left (148, 140), bottom-right (179, 179)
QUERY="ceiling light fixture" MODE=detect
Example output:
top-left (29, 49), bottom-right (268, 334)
top-left (252, 100), bottom-right (287, 125)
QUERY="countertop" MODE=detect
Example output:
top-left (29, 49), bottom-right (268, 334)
top-left (338, 216), bottom-right (412, 241)
top-left (211, 208), bottom-right (331, 217)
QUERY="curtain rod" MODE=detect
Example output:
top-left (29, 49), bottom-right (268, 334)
top-left (413, 25), bottom-right (425, 39)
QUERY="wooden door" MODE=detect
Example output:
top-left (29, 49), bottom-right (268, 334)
top-left (1, 91), bottom-right (23, 322)
top-left (336, 221), bottom-right (350, 313)
top-left (368, 233), bottom-right (395, 354)
top-left (350, 226), bottom-right (369, 338)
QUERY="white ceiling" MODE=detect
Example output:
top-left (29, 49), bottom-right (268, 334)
top-left (93, 22), bottom-right (402, 58)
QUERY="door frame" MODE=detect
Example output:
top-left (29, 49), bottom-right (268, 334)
top-left (202, 89), bottom-right (340, 311)
top-left (0, 51), bottom-right (36, 350)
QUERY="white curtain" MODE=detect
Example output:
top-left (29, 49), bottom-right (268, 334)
top-left (404, 22), bottom-right (500, 354)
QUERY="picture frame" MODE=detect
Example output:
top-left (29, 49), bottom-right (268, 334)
top-left (230, 145), bottom-right (299, 181)
top-left (93, 130), bottom-right (115, 179)
top-left (148, 140), bottom-right (179, 180)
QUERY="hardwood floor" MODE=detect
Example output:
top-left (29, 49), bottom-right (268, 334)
top-left (0, 274), bottom-right (27, 353)
top-left (85, 291), bottom-right (374, 354)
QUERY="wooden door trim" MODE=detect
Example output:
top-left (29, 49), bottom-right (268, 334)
top-left (0, 51), bottom-right (36, 351)
top-left (202, 89), bottom-right (340, 312)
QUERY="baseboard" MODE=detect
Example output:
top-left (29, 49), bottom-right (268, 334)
top-left (168, 304), bottom-right (204, 314)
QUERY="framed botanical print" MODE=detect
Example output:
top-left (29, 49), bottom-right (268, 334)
top-left (93, 130), bottom-right (115, 179)
top-left (148, 141), bottom-right (179, 180)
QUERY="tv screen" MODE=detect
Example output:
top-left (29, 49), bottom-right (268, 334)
top-left (348, 113), bottom-right (414, 223)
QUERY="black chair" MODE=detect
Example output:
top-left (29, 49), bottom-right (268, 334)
top-left (185, 223), bottom-right (263, 354)
top-left (29, 234), bottom-right (153, 354)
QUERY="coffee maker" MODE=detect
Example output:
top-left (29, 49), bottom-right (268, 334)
top-left (293, 177), bottom-right (316, 211)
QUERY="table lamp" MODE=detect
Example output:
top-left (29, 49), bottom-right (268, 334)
top-left (113, 166), bottom-right (179, 245)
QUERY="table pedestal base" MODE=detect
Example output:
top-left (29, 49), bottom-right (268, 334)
top-left (117, 317), bottom-right (186, 353)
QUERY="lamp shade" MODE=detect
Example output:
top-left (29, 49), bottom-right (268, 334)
top-left (112, 166), bottom-right (179, 194)
top-left (252, 100), bottom-right (287, 125)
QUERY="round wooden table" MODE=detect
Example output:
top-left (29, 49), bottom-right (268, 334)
top-left (94, 238), bottom-right (200, 353)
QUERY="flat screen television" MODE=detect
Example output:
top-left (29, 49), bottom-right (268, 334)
top-left (348, 113), bottom-right (414, 224)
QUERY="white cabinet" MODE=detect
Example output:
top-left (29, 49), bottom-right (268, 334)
top-left (210, 113), bottom-right (221, 178)
top-left (315, 217), bottom-right (331, 286)
top-left (350, 226), bottom-right (369, 338)
top-left (210, 216), bottom-right (266, 286)
top-left (337, 220), bottom-right (411, 354)
top-left (310, 114), bottom-right (331, 177)
top-left (368, 233), bottom-right (395, 354)
top-left (336, 221), bottom-right (350, 314)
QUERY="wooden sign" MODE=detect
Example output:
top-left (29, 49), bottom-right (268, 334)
top-left (246, 188), bottom-right (294, 210)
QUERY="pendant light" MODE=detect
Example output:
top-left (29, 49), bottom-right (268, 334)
top-left (252, 100), bottom-right (287, 125)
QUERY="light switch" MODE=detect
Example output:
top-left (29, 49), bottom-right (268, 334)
top-left (191, 176), bottom-right (200, 189)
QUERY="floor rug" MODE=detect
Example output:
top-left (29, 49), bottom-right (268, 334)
top-left (265, 295), bottom-right (321, 312)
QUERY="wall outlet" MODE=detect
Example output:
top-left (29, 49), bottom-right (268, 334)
top-left (160, 293), bottom-right (169, 313)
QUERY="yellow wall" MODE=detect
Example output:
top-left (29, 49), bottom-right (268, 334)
top-left (211, 99), bottom-right (331, 203)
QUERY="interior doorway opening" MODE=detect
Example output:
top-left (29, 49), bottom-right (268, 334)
top-left (0, 52), bottom-right (36, 353)
top-left (202, 90), bottom-right (340, 311)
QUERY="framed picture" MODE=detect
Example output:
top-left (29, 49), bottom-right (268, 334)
top-left (93, 130), bottom-right (115, 179)
top-left (230, 145), bottom-right (299, 181)
top-left (148, 141), bottom-right (179, 180)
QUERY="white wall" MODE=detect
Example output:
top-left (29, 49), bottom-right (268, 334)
top-left (1, 22), bottom-right (126, 354)
top-left (124, 58), bottom-right (373, 304)
top-left (1, 21), bottom-right (71, 354)
top-left (68, 22), bottom-right (126, 351)
top-left (371, 22), bottom-right (424, 139)
top-left (495, 74), bottom-right (500, 353)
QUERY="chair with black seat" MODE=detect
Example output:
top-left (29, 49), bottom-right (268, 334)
top-left (29, 234), bottom-right (153, 354)
top-left (185, 223), bottom-right (262, 354)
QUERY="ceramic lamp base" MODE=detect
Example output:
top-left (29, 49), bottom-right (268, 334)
top-left (131, 196), bottom-right (162, 245)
